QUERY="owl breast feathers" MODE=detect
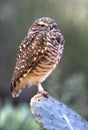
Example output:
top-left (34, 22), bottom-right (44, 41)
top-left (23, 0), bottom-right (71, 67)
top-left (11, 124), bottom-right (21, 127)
top-left (10, 17), bottom-right (65, 97)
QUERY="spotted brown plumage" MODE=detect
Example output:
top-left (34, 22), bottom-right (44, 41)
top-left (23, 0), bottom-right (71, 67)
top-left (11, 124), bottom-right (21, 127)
top-left (10, 17), bottom-right (65, 97)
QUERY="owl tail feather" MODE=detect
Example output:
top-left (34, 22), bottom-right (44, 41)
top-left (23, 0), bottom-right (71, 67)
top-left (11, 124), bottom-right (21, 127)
top-left (10, 83), bottom-right (22, 98)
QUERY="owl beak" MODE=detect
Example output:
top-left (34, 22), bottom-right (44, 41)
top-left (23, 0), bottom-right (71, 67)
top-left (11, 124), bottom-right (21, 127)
top-left (48, 25), bottom-right (53, 31)
top-left (48, 26), bottom-right (51, 30)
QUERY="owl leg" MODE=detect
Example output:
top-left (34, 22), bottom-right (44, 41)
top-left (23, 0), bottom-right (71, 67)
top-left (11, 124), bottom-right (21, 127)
top-left (38, 83), bottom-right (48, 98)
top-left (38, 83), bottom-right (44, 92)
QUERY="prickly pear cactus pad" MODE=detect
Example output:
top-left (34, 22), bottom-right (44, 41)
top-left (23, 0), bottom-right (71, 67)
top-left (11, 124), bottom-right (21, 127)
top-left (30, 93), bottom-right (88, 130)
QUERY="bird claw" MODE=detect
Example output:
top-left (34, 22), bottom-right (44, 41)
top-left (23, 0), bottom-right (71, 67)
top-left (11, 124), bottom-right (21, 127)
top-left (38, 90), bottom-right (48, 98)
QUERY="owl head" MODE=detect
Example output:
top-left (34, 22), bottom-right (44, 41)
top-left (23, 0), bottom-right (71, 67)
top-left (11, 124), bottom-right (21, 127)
top-left (29, 17), bottom-right (59, 32)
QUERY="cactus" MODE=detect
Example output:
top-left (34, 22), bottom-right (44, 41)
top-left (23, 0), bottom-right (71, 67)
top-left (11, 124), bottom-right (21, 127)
top-left (30, 93), bottom-right (88, 130)
top-left (1, 94), bottom-right (88, 130)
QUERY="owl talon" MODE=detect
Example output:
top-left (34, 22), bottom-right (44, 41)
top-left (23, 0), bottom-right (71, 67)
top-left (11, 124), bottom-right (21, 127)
top-left (38, 91), bottom-right (48, 98)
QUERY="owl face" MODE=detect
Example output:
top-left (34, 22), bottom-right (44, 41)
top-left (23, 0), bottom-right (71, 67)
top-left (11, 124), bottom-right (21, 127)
top-left (30, 17), bottom-right (59, 32)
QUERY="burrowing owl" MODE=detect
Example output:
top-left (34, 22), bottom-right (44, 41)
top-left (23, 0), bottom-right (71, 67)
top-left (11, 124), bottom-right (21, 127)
top-left (10, 17), bottom-right (65, 97)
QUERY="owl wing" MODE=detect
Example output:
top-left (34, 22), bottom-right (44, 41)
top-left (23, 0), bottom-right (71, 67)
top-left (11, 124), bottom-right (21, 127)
top-left (11, 31), bottom-right (45, 88)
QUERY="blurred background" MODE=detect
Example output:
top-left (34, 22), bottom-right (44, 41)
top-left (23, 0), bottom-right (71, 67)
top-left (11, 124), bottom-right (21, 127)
top-left (0, 0), bottom-right (88, 129)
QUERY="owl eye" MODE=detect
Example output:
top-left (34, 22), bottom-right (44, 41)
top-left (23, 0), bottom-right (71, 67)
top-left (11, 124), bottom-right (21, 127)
top-left (53, 24), bottom-right (58, 29)
top-left (38, 23), bottom-right (45, 27)
top-left (40, 24), bottom-right (45, 27)
top-left (38, 21), bottom-right (46, 27)
top-left (37, 23), bottom-right (45, 28)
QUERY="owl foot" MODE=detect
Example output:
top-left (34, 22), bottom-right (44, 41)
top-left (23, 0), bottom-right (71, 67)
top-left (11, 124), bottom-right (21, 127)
top-left (38, 91), bottom-right (48, 98)
top-left (38, 84), bottom-right (48, 98)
